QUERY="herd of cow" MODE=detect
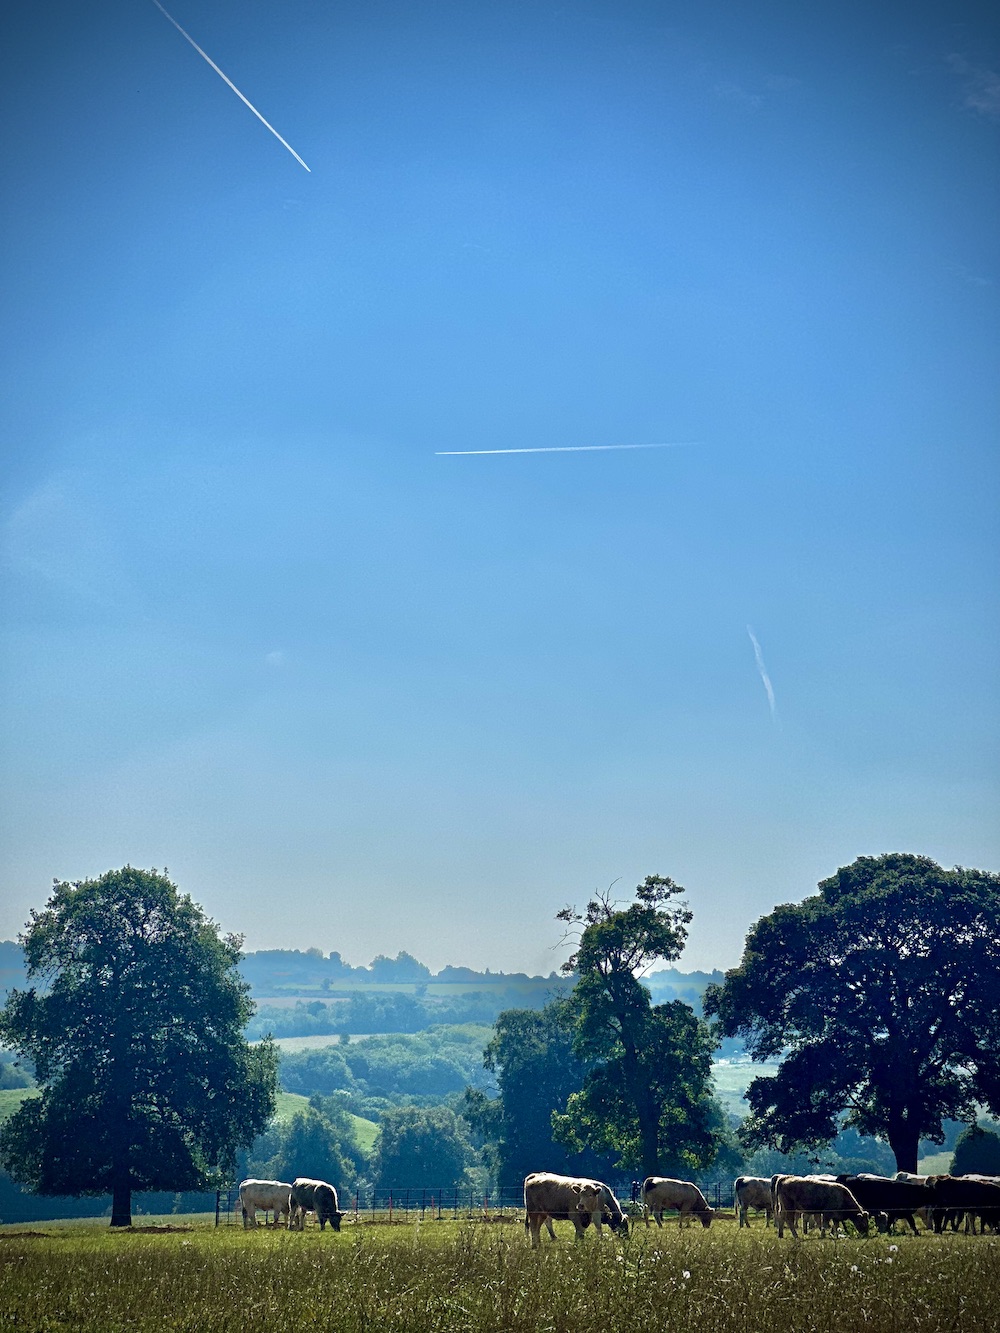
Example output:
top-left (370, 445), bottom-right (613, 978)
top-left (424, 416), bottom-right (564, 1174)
top-left (237, 1168), bottom-right (1000, 1244)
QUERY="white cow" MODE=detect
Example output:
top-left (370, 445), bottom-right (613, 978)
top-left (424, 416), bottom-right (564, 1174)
top-left (642, 1177), bottom-right (714, 1229)
top-left (523, 1172), bottom-right (627, 1249)
top-left (734, 1175), bottom-right (774, 1227)
top-left (774, 1176), bottom-right (870, 1239)
top-left (238, 1178), bottom-right (293, 1228)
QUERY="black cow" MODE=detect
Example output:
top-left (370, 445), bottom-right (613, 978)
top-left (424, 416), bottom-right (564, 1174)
top-left (836, 1175), bottom-right (930, 1236)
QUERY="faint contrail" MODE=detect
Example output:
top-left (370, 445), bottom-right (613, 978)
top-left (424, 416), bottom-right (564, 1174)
top-left (435, 443), bottom-right (693, 455)
top-left (151, 0), bottom-right (311, 172)
top-left (747, 625), bottom-right (777, 722)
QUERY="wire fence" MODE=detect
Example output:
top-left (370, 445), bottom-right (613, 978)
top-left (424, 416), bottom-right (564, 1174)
top-left (220, 1181), bottom-right (737, 1226)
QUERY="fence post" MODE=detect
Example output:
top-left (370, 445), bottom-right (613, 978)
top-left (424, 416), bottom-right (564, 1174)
top-left (215, 1190), bottom-right (221, 1227)
top-left (389, 1193), bottom-right (393, 1224)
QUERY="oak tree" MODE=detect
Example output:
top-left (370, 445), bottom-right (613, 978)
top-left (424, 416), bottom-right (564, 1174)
top-left (0, 867), bottom-right (278, 1225)
top-left (703, 854), bottom-right (1000, 1173)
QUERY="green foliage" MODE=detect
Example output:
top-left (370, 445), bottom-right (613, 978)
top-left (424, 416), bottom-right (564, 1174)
top-left (369, 951), bottom-right (432, 983)
top-left (0, 867), bottom-right (277, 1225)
top-left (279, 1026), bottom-right (495, 1109)
top-left (246, 986), bottom-right (569, 1040)
top-left (248, 1102), bottom-right (359, 1193)
top-left (464, 1001), bottom-right (616, 1186)
top-left (372, 1105), bottom-right (477, 1190)
top-left (554, 877), bottom-right (718, 1177)
top-left (952, 1122), bottom-right (1000, 1177)
top-left (704, 853), bottom-right (1000, 1172)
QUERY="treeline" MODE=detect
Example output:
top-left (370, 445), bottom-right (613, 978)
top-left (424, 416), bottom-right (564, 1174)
top-left (238, 947), bottom-right (566, 995)
top-left (246, 988), bottom-right (566, 1041)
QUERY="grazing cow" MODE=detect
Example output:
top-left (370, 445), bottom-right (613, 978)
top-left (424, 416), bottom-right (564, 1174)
top-left (237, 1179), bottom-right (292, 1229)
top-left (289, 1177), bottom-right (343, 1231)
top-left (836, 1174), bottom-right (930, 1236)
top-left (642, 1177), bottom-right (714, 1229)
top-left (774, 1176), bottom-right (870, 1239)
top-left (770, 1173), bottom-right (837, 1235)
top-left (927, 1175), bottom-right (1000, 1235)
top-left (734, 1176), bottom-right (773, 1227)
top-left (523, 1172), bottom-right (627, 1249)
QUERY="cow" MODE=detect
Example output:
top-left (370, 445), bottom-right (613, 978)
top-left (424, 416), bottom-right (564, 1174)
top-left (642, 1177), bottom-right (714, 1229)
top-left (237, 1178), bottom-right (293, 1229)
top-left (523, 1172), bottom-right (627, 1249)
top-left (774, 1176), bottom-right (870, 1239)
top-left (734, 1176), bottom-right (774, 1227)
top-left (770, 1173), bottom-right (837, 1235)
top-left (835, 1174), bottom-right (930, 1236)
top-left (289, 1177), bottom-right (343, 1231)
top-left (927, 1175), bottom-right (1000, 1235)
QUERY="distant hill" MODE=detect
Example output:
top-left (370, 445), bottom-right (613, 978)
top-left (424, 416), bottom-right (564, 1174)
top-left (1, 940), bottom-right (731, 1050)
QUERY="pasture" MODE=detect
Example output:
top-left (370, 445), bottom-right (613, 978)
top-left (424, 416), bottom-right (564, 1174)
top-left (0, 1215), bottom-right (996, 1332)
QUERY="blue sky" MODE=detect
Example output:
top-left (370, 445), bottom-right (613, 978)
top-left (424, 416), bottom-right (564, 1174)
top-left (1, 0), bottom-right (997, 973)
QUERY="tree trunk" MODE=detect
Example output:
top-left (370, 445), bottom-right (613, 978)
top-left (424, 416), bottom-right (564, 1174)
top-left (110, 1180), bottom-right (132, 1227)
top-left (621, 1040), bottom-right (659, 1179)
top-left (110, 1151), bottom-right (132, 1227)
top-left (888, 1123), bottom-right (920, 1175)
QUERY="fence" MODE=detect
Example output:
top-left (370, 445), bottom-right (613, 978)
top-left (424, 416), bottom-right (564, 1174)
top-left (219, 1181), bottom-right (737, 1226)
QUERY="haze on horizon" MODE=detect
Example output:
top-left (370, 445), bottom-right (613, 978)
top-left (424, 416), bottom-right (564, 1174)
top-left (1, 0), bottom-right (997, 977)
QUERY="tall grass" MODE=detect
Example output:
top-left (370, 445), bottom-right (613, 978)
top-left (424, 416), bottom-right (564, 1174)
top-left (0, 1217), bottom-right (996, 1332)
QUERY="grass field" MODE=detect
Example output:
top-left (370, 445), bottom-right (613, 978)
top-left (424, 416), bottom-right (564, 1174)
top-left (0, 1215), bottom-right (995, 1332)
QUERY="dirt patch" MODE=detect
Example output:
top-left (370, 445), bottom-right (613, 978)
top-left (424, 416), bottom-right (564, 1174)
top-left (0, 1231), bottom-right (53, 1240)
top-left (114, 1224), bottom-right (195, 1234)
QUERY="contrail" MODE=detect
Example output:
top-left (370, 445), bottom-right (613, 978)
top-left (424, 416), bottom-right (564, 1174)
top-left (435, 443), bottom-right (693, 455)
top-left (151, 1), bottom-right (311, 172)
top-left (747, 625), bottom-right (778, 722)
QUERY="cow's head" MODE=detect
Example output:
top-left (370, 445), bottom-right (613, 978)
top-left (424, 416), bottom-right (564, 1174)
top-left (853, 1210), bottom-right (870, 1236)
top-left (696, 1207), bottom-right (714, 1230)
top-left (330, 1210), bottom-right (343, 1232)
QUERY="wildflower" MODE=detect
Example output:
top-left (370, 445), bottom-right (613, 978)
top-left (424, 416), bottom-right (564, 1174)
top-left (885, 1257), bottom-right (894, 1265)
top-left (682, 1270), bottom-right (691, 1280)
top-left (851, 1265), bottom-right (859, 1274)
top-left (888, 1244), bottom-right (898, 1252)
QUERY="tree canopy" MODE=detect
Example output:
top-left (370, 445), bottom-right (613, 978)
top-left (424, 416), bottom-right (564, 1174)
top-left (703, 853), bottom-right (1000, 1172)
top-left (553, 876), bottom-right (719, 1177)
top-left (952, 1123), bottom-right (1000, 1178)
top-left (464, 1000), bottom-right (616, 1186)
top-left (372, 1105), bottom-right (475, 1191)
top-left (0, 867), bottom-right (277, 1225)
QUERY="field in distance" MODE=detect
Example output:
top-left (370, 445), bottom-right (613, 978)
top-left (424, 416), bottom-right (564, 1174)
top-left (0, 1216), bottom-right (995, 1333)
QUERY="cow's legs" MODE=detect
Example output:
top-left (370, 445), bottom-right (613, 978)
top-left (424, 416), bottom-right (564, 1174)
top-left (527, 1215), bottom-right (543, 1249)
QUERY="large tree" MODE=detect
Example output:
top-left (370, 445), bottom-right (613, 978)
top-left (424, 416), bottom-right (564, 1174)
top-left (703, 853), bottom-right (1000, 1173)
top-left (463, 1000), bottom-right (616, 1186)
top-left (553, 876), bottom-right (718, 1178)
top-left (0, 867), bottom-right (278, 1226)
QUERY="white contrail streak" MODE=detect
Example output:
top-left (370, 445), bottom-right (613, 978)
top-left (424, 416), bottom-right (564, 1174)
top-left (151, 0), bottom-right (311, 172)
top-left (747, 625), bottom-right (777, 722)
top-left (435, 443), bottom-right (693, 455)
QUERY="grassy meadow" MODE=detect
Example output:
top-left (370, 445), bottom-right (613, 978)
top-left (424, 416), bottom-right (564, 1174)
top-left (1, 1214), bottom-right (996, 1332)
